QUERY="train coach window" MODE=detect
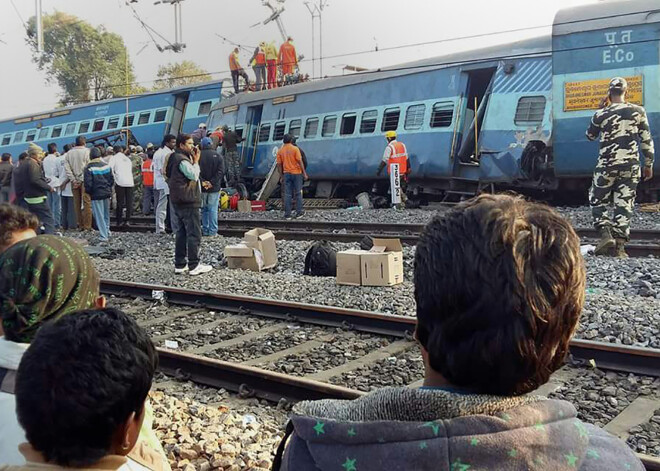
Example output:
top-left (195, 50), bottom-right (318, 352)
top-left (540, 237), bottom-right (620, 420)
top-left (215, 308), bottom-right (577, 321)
top-left (154, 109), bottom-right (167, 122)
top-left (138, 112), bottom-right (151, 125)
top-left (78, 122), bottom-right (90, 134)
top-left (93, 119), bottom-right (105, 132)
top-left (381, 107), bottom-right (400, 132)
top-left (26, 130), bottom-right (37, 142)
top-left (404, 104), bottom-right (426, 130)
top-left (122, 114), bottom-right (135, 127)
top-left (430, 102), bottom-right (454, 128)
top-left (515, 96), bottom-right (546, 125)
top-left (360, 110), bottom-right (378, 134)
top-left (304, 117), bottom-right (319, 138)
top-left (258, 123), bottom-right (271, 142)
top-left (322, 116), bottom-right (337, 137)
top-left (38, 127), bottom-right (50, 139)
top-left (198, 101), bottom-right (212, 116)
top-left (65, 123), bottom-right (76, 136)
top-left (107, 117), bottom-right (119, 130)
top-left (273, 122), bottom-right (286, 141)
top-left (51, 126), bottom-right (62, 138)
top-left (235, 127), bottom-right (244, 139)
top-left (289, 119), bottom-right (302, 139)
top-left (340, 113), bottom-right (357, 135)
top-left (2, 135), bottom-right (11, 146)
top-left (13, 132), bottom-right (24, 144)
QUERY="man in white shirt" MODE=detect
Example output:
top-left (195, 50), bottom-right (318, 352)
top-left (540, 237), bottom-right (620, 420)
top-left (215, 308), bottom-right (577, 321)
top-left (42, 143), bottom-right (62, 229)
top-left (64, 136), bottom-right (92, 230)
top-left (152, 134), bottom-right (177, 234)
top-left (109, 145), bottom-right (135, 226)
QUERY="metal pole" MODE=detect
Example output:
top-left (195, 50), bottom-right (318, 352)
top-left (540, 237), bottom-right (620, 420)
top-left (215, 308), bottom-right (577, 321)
top-left (125, 47), bottom-right (130, 145)
top-left (319, 9), bottom-right (323, 77)
top-left (311, 11), bottom-right (315, 78)
top-left (35, 0), bottom-right (43, 53)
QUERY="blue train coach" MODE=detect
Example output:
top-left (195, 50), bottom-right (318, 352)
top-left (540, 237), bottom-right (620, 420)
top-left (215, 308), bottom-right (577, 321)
top-left (0, 80), bottom-right (226, 159)
top-left (207, 0), bottom-right (658, 201)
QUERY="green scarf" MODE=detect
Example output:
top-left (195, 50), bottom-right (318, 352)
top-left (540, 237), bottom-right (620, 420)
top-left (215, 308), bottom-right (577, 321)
top-left (0, 235), bottom-right (100, 342)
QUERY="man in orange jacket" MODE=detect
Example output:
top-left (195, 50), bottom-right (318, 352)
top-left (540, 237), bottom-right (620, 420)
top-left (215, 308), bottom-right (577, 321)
top-left (229, 48), bottom-right (250, 94)
top-left (265, 41), bottom-right (279, 89)
top-left (278, 37), bottom-right (298, 78)
top-left (377, 130), bottom-right (410, 207)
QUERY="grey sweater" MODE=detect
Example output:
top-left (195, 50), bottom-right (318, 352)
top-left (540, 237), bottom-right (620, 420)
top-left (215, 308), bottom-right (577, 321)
top-left (278, 387), bottom-right (643, 470)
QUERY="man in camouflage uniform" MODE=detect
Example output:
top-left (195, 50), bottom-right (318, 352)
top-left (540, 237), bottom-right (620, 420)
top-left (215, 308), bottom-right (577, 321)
top-left (587, 77), bottom-right (655, 257)
top-left (130, 146), bottom-right (145, 214)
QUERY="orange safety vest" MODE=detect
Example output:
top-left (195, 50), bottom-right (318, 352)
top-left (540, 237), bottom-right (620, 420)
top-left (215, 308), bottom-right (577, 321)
top-left (141, 159), bottom-right (154, 186)
top-left (255, 47), bottom-right (266, 66)
top-left (229, 52), bottom-right (240, 71)
top-left (386, 141), bottom-right (408, 175)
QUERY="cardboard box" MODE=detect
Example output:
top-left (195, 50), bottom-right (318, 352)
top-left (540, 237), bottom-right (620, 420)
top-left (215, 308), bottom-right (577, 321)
top-left (237, 200), bottom-right (252, 213)
top-left (336, 239), bottom-right (404, 286)
top-left (336, 249), bottom-right (367, 286)
top-left (243, 228), bottom-right (278, 269)
top-left (224, 243), bottom-right (264, 272)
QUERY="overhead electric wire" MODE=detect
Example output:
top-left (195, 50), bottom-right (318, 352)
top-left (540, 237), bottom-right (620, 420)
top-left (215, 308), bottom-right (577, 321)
top-left (125, 1), bottom-right (175, 51)
top-left (7, 6), bottom-right (659, 112)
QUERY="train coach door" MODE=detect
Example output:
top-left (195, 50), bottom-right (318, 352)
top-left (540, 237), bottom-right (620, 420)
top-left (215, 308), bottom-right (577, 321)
top-left (454, 67), bottom-right (496, 166)
top-left (168, 92), bottom-right (190, 136)
top-left (244, 105), bottom-right (263, 169)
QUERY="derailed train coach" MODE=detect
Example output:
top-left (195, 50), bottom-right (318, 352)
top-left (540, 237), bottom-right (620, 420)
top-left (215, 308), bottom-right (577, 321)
top-left (207, 0), bottom-right (659, 201)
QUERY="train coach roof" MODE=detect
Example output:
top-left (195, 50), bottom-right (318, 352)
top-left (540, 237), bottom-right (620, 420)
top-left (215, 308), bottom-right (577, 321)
top-left (215, 35), bottom-right (551, 109)
top-left (553, 0), bottom-right (660, 36)
top-left (0, 79), bottom-right (228, 124)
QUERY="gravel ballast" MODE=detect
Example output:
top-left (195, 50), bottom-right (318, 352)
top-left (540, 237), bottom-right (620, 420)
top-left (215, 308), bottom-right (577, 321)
top-left (85, 228), bottom-right (660, 346)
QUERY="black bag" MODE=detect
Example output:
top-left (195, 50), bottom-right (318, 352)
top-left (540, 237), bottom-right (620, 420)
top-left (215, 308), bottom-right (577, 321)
top-left (303, 241), bottom-right (337, 276)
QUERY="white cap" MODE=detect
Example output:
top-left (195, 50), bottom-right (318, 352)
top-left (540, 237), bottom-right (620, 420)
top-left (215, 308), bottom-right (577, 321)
top-left (199, 123), bottom-right (206, 128)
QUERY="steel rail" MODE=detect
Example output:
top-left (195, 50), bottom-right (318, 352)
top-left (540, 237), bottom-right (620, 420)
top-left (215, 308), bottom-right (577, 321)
top-left (101, 280), bottom-right (660, 377)
top-left (100, 279), bottom-right (416, 338)
top-left (157, 348), bottom-right (362, 402)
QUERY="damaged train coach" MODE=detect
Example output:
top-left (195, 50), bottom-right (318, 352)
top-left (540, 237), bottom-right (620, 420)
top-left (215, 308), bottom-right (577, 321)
top-left (206, 0), bottom-right (658, 202)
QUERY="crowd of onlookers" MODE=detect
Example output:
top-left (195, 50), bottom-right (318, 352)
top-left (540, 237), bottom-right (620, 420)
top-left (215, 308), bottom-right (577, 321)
top-left (0, 194), bottom-right (646, 470)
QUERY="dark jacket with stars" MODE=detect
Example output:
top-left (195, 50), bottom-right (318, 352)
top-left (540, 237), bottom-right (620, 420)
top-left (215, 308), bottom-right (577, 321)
top-left (275, 387), bottom-right (643, 471)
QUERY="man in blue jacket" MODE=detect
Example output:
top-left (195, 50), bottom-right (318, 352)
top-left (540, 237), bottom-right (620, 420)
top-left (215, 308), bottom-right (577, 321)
top-left (84, 147), bottom-right (114, 242)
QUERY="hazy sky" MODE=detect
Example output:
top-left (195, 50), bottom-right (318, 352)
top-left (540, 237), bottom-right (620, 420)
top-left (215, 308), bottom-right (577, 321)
top-left (0, 0), bottom-right (598, 120)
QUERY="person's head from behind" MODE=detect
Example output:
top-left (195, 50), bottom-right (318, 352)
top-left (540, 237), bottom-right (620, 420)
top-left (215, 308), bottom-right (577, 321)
top-left (47, 143), bottom-right (57, 155)
top-left (282, 133), bottom-right (292, 145)
top-left (113, 145), bottom-right (123, 154)
top-left (15, 308), bottom-right (157, 467)
top-left (200, 137), bottom-right (213, 150)
top-left (608, 77), bottom-right (627, 102)
top-left (162, 134), bottom-right (176, 150)
top-left (1, 153), bottom-right (11, 162)
top-left (0, 204), bottom-right (39, 253)
top-left (27, 143), bottom-right (44, 161)
top-left (75, 136), bottom-right (86, 147)
top-left (63, 144), bottom-right (72, 154)
top-left (414, 194), bottom-right (585, 396)
top-left (0, 235), bottom-right (104, 342)
top-left (18, 152), bottom-right (28, 162)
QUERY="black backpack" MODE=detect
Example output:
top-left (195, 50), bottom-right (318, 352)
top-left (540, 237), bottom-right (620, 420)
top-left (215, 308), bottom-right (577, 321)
top-left (303, 241), bottom-right (337, 276)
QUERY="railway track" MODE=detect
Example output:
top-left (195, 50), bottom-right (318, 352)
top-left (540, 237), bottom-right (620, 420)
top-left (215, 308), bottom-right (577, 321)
top-left (103, 279), bottom-right (660, 467)
top-left (110, 217), bottom-right (660, 256)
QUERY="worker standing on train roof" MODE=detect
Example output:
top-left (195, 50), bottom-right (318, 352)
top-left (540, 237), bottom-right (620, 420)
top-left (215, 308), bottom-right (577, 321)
top-left (377, 130), bottom-right (410, 208)
top-left (278, 37), bottom-right (298, 78)
top-left (250, 42), bottom-right (267, 91)
top-left (587, 77), bottom-right (655, 258)
top-left (265, 41), bottom-right (279, 89)
top-left (229, 47), bottom-right (250, 94)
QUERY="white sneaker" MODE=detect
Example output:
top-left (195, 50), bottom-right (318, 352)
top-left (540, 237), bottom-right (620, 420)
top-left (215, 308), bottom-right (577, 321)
top-left (189, 264), bottom-right (212, 276)
top-left (174, 265), bottom-right (189, 274)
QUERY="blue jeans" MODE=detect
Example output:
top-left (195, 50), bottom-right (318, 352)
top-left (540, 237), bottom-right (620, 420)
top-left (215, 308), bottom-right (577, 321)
top-left (47, 192), bottom-right (61, 228)
top-left (284, 173), bottom-right (303, 217)
top-left (91, 198), bottom-right (110, 241)
top-left (201, 191), bottom-right (220, 235)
